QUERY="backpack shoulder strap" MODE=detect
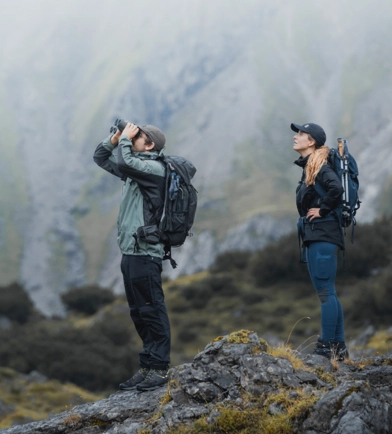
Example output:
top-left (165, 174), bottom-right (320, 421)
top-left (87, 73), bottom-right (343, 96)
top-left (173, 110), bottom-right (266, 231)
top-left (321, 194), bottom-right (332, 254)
top-left (314, 179), bottom-right (327, 199)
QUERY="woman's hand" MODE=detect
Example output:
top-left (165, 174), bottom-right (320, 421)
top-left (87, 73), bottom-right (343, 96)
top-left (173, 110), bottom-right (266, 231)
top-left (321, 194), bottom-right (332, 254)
top-left (307, 208), bottom-right (321, 221)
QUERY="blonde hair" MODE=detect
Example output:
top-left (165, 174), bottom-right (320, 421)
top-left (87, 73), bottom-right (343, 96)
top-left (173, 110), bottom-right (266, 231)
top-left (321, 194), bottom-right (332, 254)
top-left (305, 145), bottom-right (330, 186)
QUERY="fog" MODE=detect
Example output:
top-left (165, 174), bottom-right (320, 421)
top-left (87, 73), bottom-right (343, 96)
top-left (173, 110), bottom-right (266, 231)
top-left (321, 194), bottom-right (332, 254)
top-left (1, 0), bottom-right (392, 314)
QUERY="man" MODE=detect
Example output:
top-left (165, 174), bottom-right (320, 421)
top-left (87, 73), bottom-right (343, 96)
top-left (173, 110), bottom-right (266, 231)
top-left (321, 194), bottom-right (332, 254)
top-left (93, 121), bottom-right (171, 391)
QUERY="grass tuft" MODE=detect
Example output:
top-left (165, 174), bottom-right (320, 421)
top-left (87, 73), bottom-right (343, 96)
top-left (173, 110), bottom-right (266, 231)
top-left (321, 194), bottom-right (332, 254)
top-left (267, 344), bottom-right (308, 371)
top-left (163, 388), bottom-right (320, 434)
top-left (61, 414), bottom-right (81, 428)
top-left (226, 329), bottom-right (255, 344)
top-left (314, 367), bottom-right (337, 387)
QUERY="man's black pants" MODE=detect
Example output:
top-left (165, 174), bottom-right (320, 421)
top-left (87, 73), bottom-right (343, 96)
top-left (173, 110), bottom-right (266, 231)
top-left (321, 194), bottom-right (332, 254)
top-left (121, 254), bottom-right (171, 370)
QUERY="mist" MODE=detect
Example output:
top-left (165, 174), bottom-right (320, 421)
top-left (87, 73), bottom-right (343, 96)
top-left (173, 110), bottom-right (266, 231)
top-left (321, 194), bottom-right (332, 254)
top-left (1, 0), bottom-right (392, 314)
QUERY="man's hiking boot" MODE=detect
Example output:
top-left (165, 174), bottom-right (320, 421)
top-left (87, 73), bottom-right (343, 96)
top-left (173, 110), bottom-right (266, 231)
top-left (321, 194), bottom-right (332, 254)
top-left (136, 368), bottom-right (168, 391)
top-left (313, 339), bottom-right (333, 359)
top-left (332, 341), bottom-right (350, 361)
top-left (119, 368), bottom-right (149, 390)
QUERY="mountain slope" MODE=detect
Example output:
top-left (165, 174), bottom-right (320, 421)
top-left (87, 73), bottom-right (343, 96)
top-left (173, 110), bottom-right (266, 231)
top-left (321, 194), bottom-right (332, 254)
top-left (0, 0), bottom-right (392, 313)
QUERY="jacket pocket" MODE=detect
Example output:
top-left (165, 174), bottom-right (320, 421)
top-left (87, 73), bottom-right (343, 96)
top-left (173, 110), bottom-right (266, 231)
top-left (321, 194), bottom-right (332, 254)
top-left (135, 225), bottom-right (161, 244)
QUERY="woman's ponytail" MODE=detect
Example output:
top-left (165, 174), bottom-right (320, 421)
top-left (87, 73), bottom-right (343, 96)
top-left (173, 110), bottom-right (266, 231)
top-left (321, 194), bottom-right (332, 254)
top-left (305, 146), bottom-right (330, 186)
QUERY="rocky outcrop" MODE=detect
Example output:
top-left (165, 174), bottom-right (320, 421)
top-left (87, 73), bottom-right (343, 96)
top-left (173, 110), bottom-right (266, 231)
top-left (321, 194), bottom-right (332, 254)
top-left (2, 331), bottom-right (391, 434)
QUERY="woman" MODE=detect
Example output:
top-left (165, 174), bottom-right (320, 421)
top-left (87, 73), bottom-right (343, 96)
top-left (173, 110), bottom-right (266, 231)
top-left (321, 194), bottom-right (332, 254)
top-left (291, 122), bottom-right (349, 361)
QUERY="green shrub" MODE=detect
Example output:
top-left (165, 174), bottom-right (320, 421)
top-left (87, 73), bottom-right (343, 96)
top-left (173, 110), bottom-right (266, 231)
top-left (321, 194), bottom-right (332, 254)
top-left (0, 323), bottom-right (137, 391)
top-left (180, 273), bottom-right (239, 309)
top-left (181, 281), bottom-right (212, 309)
top-left (372, 271), bottom-right (392, 316)
top-left (0, 282), bottom-right (34, 323)
top-left (342, 217), bottom-right (392, 278)
top-left (177, 328), bottom-right (198, 343)
top-left (61, 285), bottom-right (115, 315)
top-left (210, 250), bottom-right (253, 273)
top-left (202, 273), bottom-right (239, 296)
top-left (91, 316), bottom-right (131, 346)
top-left (249, 232), bottom-right (309, 287)
top-left (343, 280), bottom-right (379, 326)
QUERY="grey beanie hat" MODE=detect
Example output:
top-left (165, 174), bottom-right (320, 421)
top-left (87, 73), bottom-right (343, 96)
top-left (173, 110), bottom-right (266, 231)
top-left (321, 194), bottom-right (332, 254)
top-left (139, 125), bottom-right (166, 151)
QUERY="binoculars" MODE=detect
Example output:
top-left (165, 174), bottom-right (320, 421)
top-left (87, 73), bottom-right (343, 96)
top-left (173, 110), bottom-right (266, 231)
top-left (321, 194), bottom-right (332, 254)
top-left (109, 118), bottom-right (128, 135)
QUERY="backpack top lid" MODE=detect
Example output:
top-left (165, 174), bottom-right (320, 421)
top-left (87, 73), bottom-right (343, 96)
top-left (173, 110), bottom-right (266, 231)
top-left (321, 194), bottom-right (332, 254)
top-left (162, 155), bottom-right (196, 184)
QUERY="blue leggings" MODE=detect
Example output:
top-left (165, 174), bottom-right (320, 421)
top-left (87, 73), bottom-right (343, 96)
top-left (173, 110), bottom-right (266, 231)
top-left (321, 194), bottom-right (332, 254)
top-left (306, 242), bottom-right (345, 342)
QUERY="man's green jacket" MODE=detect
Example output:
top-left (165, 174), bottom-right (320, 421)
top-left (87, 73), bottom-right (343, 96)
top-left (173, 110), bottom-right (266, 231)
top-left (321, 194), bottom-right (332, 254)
top-left (93, 135), bottom-right (166, 258)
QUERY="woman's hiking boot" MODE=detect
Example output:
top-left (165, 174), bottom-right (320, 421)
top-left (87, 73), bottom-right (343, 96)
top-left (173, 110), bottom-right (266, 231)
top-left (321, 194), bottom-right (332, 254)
top-left (313, 339), bottom-right (350, 361)
top-left (313, 339), bottom-right (333, 359)
top-left (136, 368), bottom-right (169, 391)
top-left (119, 367), bottom-right (150, 390)
top-left (332, 341), bottom-right (350, 361)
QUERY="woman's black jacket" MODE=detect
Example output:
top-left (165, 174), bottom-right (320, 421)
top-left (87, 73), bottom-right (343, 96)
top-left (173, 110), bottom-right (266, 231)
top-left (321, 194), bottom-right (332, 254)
top-left (295, 155), bottom-right (344, 249)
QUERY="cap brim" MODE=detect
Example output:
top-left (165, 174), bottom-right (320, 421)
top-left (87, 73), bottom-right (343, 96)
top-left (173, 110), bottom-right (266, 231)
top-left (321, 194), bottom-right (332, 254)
top-left (291, 123), bottom-right (303, 133)
top-left (138, 126), bottom-right (149, 138)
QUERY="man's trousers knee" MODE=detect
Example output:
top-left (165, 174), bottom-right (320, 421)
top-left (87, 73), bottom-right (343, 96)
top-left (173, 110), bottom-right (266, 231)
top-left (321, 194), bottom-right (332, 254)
top-left (121, 255), bottom-right (171, 369)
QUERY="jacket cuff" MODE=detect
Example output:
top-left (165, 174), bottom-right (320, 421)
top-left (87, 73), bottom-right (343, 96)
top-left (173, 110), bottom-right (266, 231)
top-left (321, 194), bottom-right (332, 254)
top-left (319, 207), bottom-right (329, 218)
top-left (120, 134), bottom-right (132, 143)
top-left (102, 135), bottom-right (116, 152)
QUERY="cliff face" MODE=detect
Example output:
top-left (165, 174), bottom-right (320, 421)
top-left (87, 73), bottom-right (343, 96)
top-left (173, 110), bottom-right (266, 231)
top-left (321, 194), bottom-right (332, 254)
top-left (1, 0), bottom-right (392, 314)
top-left (2, 331), bottom-right (391, 434)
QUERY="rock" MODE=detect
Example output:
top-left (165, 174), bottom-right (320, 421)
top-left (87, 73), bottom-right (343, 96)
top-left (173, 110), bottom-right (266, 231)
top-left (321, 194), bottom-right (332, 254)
top-left (1, 332), bottom-right (392, 434)
top-left (304, 377), bottom-right (392, 434)
top-left (303, 353), bottom-right (334, 372)
top-left (349, 325), bottom-right (376, 347)
top-left (268, 401), bottom-right (285, 415)
top-left (25, 370), bottom-right (48, 384)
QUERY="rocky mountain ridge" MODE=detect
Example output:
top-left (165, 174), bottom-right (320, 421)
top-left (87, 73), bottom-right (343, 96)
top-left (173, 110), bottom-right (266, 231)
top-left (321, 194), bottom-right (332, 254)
top-left (2, 330), bottom-right (391, 434)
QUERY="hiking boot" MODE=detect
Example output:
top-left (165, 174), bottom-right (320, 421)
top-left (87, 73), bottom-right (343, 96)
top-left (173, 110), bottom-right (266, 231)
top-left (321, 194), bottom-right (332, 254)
top-left (136, 368), bottom-right (168, 391)
top-left (332, 341), bottom-right (350, 361)
top-left (119, 368), bottom-right (149, 390)
top-left (313, 339), bottom-right (333, 359)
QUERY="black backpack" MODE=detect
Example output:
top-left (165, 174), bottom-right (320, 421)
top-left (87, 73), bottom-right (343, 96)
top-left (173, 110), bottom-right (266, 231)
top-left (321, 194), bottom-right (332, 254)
top-left (158, 155), bottom-right (198, 268)
top-left (314, 138), bottom-right (361, 242)
top-left (134, 155), bottom-right (198, 268)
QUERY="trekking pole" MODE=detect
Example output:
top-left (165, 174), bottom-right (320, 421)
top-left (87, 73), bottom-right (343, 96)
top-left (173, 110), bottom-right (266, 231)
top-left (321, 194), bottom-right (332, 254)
top-left (338, 138), bottom-right (350, 226)
top-left (337, 139), bottom-right (347, 206)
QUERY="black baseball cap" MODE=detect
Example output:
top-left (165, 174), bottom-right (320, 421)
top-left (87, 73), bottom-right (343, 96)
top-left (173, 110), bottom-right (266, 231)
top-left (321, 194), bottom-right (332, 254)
top-left (138, 125), bottom-right (166, 151)
top-left (291, 123), bottom-right (326, 147)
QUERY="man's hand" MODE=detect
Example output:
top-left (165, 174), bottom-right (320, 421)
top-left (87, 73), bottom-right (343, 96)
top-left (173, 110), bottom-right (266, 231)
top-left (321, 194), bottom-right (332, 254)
top-left (307, 208), bottom-right (321, 221)
top-left (110, 128), bottom-right (122, 146)
top-left (123, 122), bottom-right (139, 140)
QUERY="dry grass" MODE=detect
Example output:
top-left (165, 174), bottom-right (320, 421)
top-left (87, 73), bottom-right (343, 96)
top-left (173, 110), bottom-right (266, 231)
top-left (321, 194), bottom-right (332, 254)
top-left (267, 344), bottom-right (309, 372)
top-left (0, 367), bottom-right (103, 429)
top-left (367, 330), bottom-right (392, 353)
top-left (314, 367), bottom-right (337, 387)
top-left (61, 414), bottom-right (82, 428)
top-left (163, 388), bottom-right (320, 434)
